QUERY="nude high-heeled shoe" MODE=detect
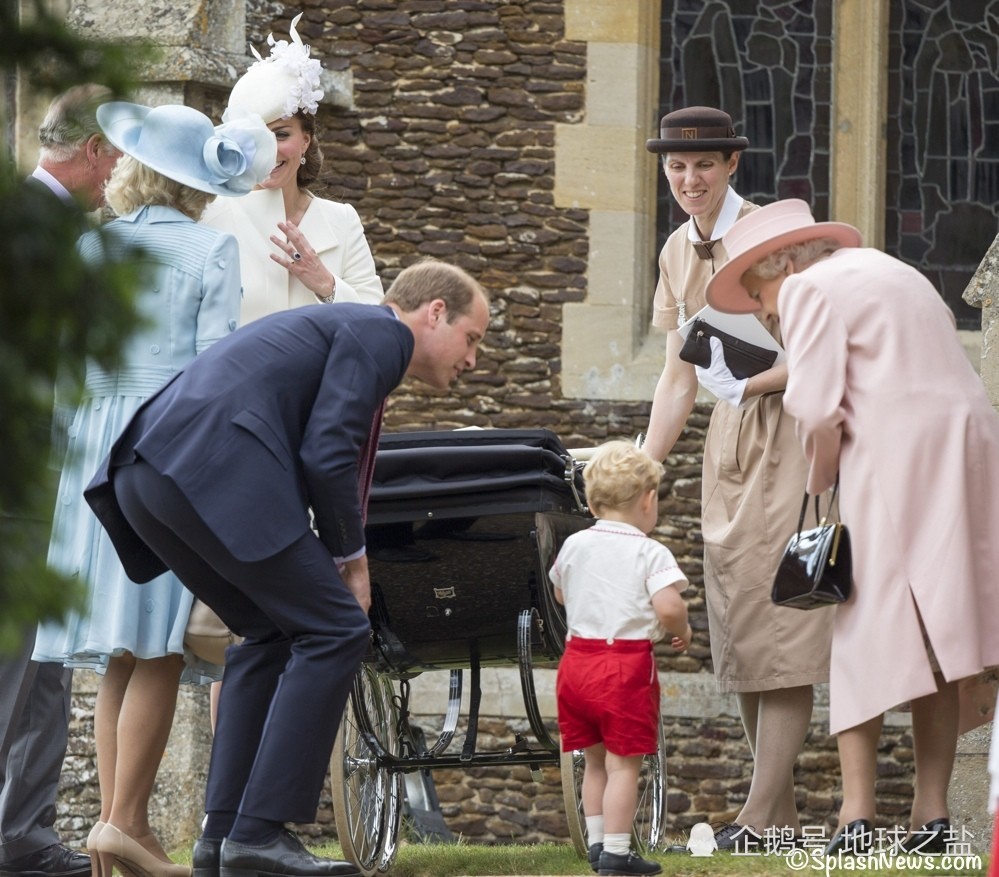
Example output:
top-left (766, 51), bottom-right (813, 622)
top-left (95, 824), bottom-right (192, 877)
top-left (87, 822), bottom-right (107, 877)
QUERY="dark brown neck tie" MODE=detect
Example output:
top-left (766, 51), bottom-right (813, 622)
top-left (692, 239), bottom-right (719, 260)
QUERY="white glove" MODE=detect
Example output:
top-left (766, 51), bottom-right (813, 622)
top-left (695, 336), bottom-right (747, 407)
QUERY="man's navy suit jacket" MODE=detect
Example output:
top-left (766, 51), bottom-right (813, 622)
top-left (85, 302), bottom-right (414, 584)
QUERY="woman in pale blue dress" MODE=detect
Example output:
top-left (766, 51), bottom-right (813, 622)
top-left (32, 102), bottom-right (273, 877)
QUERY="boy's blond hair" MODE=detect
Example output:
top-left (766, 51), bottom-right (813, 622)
top-left (583, 440), bottom-right (664, 514)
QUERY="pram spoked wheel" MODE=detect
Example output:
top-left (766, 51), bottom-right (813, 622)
top-left (331, 665), bottom-right (403, 876)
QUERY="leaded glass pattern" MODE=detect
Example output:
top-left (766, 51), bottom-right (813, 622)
top-left (655, 0), bottom-right (833, 259)
top-left (886, 0), bottom-right (999, 328)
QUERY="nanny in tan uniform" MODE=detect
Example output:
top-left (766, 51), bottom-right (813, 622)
top-left (203, 13), bottom-right (383, 323)
top-left (707, 198), bottom-right (999, 855)
top-left (642, 108), bottom-right (833, 849)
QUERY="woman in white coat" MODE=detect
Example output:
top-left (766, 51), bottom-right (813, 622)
top-left (201, 12), bottom-right (384, 730)
top-left (203, 13), bottom-right (383, 321)
top-left (706, 198), bottom-right (999, 855)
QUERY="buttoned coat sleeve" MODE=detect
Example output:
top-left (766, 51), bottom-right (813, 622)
top-left (779, 276), bottom-right (849, 495)
top-left (317, 201), bottom-right (383, 305)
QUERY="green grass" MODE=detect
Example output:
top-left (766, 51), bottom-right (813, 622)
top-left (171, 834), bottom-right (990, 876)
top-left (300, 840), bottom-right (991, 877)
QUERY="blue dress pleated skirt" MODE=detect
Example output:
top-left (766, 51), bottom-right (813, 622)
top-left (33, 387), bottom-right (222, 684)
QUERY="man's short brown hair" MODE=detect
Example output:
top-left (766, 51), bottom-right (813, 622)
top-left (383, 260), bottom-right (488, 323)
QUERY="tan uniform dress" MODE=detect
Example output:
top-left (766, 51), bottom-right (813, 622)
top-left (654, 202), bottom-right (833, 693)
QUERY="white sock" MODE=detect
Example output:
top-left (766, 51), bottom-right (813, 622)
top-left (604, 833), bottom-right (631, 855)
top-left (586, 816), bottom-right (605, 845)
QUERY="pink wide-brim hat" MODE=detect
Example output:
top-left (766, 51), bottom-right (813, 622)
top-left (705, 199), bottom-right (863, 314)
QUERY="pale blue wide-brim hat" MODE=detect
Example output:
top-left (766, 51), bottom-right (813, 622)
top-left (97, 101), bottom-right (276, 197)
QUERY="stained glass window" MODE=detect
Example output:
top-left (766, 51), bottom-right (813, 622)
top-left (657, 0), bottom-right (997, 326)
top-left (886, 0), bottom-right (999, 328)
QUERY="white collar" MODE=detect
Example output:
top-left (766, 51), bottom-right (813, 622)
top-left (686, 186), bottom-right (743, 243)
top-left (30, 166), bottom-right (73, 203)
top-left (591, 519), bottom-right (646, 536)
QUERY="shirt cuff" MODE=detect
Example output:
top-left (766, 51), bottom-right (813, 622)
top-left (334, 546), bottom-right (366, 566)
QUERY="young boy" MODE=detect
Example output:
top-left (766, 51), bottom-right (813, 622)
top-left (550, 440), bottom-right (691, 877)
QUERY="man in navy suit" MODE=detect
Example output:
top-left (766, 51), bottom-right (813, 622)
top-left (0, 84), bottom-right (119, 877)
top-left (84, 260), bottom-right (490, 877)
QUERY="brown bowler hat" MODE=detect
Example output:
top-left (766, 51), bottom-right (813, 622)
top-left (646, 106), bottom-right (749, 154)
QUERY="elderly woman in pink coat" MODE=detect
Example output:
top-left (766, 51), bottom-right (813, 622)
top-left (705, 199), bottom-right (999, 856)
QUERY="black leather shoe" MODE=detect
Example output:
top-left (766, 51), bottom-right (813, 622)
top-left (713, 823), bottom-right (762, 852)
top-left (587, 843), bottom-right (603, 872)
top-left (220, 830), bottom-right (359, 877)
top-left (896, 818), bottom-right (950, 855)
top-left (0, 845), bottom-right (92, 877)
top-left (825, 819), bottom-right (873, 856)
top-left (597, 850), bottom-right (662, 876)
top-left (193, 837), bottom-right (222, 877)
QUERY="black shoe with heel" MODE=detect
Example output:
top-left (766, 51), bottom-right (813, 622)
top-left (896, 818), bottom-right (950, 855)
top-left (192, 838), bottom-right (222, 877)
top-left (825, 819), bottom-right (873, 856)
top-left (713, 823), bottom-right (762, 852)
top-left (0, 845), bottom-right (93, 877)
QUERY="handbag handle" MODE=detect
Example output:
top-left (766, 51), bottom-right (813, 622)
top-left (795, 474), bottom-right (840, 534)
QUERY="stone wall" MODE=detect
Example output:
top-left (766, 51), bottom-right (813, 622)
top-left (60, 672), bottom-right (923, 851)
top-left (239, 1), bottom-right (645, 444)
top-left (368, 701), bottom-right (919, 845)
top-left (57, 665), bottom-right (934, 851)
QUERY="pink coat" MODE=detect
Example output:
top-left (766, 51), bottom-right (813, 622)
top-left (780, 247), bottom-right (999, 734)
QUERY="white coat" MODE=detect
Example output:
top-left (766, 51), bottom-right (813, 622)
top-left (203, 187), bottom-right (382, 324)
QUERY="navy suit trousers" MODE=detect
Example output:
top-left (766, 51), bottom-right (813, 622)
top-left (113, 458), bottom-right (371, 823)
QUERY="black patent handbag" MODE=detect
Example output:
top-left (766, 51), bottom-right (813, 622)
top-left (771, 477), bottom-right (852, 610)
top-left (678, 318), bottom-right (779, 379)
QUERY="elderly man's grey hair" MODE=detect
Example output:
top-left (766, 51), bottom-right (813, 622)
top-left (38, 84), bottom-right (116, 163)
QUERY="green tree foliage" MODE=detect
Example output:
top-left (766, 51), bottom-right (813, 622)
top-left (0, 1), bottom-right (149, 651)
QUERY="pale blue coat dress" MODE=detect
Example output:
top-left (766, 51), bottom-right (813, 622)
top-left (32, 204), bottom-right (241, 683)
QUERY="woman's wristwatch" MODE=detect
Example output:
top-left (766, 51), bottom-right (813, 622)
top-left (318, 277), bottom-right (336, 304)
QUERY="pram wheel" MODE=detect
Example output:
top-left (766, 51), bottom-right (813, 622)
top-left (331, 665), bottom-right (403, 875)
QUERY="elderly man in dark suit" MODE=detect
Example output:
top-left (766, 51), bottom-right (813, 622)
top-left (0, 83), bottom-right (119, 877)
top-left (84, 259), bottom-right (490, 877)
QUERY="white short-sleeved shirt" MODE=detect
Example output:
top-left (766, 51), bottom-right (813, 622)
top-left (548, 520), bottom-right (687, 642)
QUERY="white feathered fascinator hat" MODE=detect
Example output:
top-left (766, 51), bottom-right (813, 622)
top-left (224, 12), bottom-right (324, 124)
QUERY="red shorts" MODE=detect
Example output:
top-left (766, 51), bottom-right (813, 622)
top-left (556, 637), bottom-right (660, 757)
